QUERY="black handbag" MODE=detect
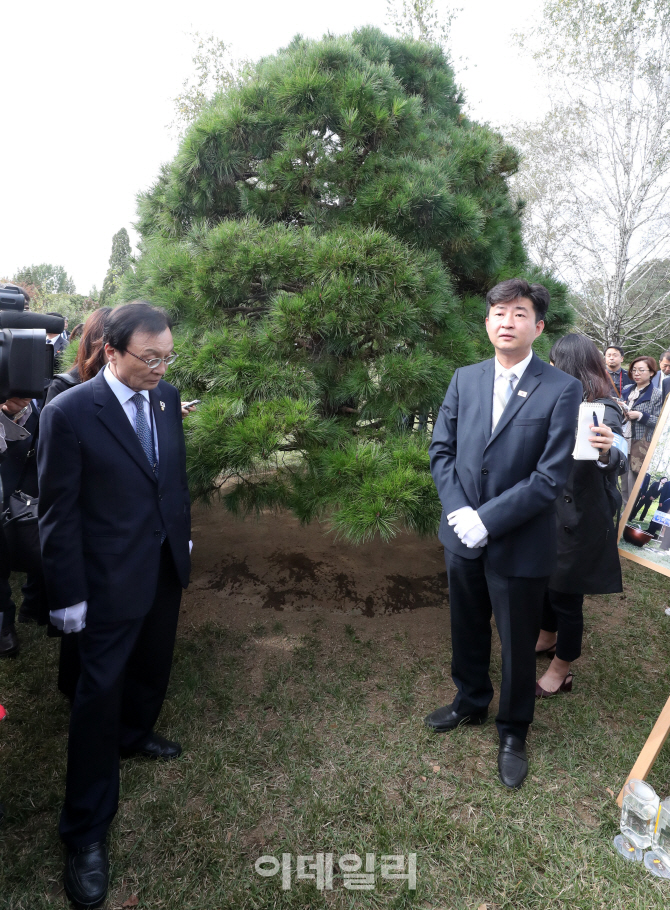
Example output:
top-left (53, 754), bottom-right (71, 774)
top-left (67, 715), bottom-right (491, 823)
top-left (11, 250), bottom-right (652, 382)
top-left (2, 490), bottom-right (41, 574)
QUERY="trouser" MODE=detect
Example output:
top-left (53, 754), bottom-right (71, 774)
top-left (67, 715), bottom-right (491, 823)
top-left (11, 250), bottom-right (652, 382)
top-left (541, 589), bottom-right (584, 663)
top-left (446, 549), bottom-right (548, 741)
top-left (59, 544), bottom-right (182, 848)
top-left (0, 527), bottom-right (49, 629)
top-left (0, 530), bottom-right (15, 629)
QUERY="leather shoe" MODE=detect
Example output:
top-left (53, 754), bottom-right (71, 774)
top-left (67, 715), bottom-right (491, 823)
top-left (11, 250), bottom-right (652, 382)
top-left (121, 732), bottom-right (182, 760)
top-left (0, 626), bottom-right (19, 658)
top-left (64, 841), bottom-right (108, 909)
top-left (424, 702), bottom-right (488, 733)
top-left (497, 735), bottom-right (528, 789)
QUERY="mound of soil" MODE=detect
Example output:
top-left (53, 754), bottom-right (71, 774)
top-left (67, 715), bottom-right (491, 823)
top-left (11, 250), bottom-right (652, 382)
top-left (182, 501), bottom-right (449, 644)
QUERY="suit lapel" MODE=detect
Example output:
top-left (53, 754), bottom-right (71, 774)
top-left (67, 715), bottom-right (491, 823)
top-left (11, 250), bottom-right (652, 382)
top-left (93, 371), bottom-right (157, 483)
top-left (150, 387), bottom-right (169, 490)
top-left (485, 353), bottom-right (543, 449)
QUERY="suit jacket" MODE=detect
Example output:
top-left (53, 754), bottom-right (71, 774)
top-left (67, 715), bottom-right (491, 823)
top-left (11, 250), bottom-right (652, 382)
top-left (662, 375), bottom-right (670, 403)
top-left (37, 370), bottom-right (191, 620)
top-left (623, 383), bottom-right (662, 442)
top-left (429, 352), bottom-right (582, 578)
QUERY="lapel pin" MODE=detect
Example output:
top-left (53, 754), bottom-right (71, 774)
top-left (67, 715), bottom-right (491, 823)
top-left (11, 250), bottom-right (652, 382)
top-left (517, 390), bottom-right (528, 398)
top-left (160, 401), bottom-right (165, 411)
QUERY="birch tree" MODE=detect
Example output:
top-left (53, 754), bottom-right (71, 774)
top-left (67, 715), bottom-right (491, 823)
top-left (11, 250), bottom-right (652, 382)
top-left (512, 0), bottom-right (670, 352)
top-left (385, 0), bottom-right (458, 46)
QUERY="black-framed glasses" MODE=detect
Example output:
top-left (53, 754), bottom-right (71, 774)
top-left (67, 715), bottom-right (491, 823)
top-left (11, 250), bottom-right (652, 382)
top-left (126, 349), bottom-right (179, 369)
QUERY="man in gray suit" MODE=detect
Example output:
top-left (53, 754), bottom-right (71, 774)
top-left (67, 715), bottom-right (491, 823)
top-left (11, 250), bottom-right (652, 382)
top-left (426, 279), bottom-right (582, 789)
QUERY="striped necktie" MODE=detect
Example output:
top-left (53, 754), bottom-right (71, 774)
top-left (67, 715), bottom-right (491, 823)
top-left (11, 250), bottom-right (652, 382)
top-left (493, 372), bottom-right (517, 430)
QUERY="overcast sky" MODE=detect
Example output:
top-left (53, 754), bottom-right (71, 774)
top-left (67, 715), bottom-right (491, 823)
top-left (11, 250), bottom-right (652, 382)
top-left (1, 0), bottom-right (544, 294)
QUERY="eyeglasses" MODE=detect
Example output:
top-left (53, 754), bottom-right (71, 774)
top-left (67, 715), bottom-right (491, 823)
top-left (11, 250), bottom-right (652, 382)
top-left (631, 367), bottom-right (650, 374)
top-left (125, 349), bottom-right (179, 370)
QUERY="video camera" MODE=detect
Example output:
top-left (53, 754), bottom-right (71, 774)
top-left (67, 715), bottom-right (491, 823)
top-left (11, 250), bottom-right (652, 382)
top-left (0, 284), bottom-right (64, 399)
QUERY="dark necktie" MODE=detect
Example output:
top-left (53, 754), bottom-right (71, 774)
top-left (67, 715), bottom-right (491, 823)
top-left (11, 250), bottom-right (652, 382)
top-left (131, 392), bottom-right (165, 543)
top-left (131, 392), bottom-right (157, 477)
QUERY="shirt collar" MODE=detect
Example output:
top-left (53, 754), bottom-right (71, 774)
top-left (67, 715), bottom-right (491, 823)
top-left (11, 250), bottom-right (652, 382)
top-left (494, 349), bottom-right (533, 381)
top-left (103, 363), bottom-right (150, 405)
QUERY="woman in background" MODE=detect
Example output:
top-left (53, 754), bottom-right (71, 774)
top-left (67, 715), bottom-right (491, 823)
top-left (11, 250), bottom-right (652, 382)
top-left (620, 355), bottom-right (662, 505)
top-left (535, 334), bottom-right (627, 696)
top-left (45, 306), bottom-right (111, 404)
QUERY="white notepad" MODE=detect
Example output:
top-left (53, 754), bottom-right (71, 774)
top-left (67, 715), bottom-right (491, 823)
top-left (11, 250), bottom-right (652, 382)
top-left (572, 402), bottom-right (606, 460)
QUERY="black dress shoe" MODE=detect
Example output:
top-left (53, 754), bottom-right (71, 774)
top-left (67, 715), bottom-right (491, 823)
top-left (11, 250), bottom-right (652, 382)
top-left (64, 841), bottom-right (109, 909)
top-left (121, 732), bottom-right (182, 760)
top-left (424, 702), bottom-right (488, 733)
top-left (497, 735), bottom-right (528, 789)
top-left (0, 626), bottom-right (19, 658)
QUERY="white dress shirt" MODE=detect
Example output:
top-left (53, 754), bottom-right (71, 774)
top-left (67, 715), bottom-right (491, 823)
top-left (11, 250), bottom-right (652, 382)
top-left (492, 350), bottom-right (533, 433)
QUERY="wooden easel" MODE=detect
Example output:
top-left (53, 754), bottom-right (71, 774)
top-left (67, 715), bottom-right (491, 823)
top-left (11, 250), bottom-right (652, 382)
top-left (617, 693), bottom-right (670, 806)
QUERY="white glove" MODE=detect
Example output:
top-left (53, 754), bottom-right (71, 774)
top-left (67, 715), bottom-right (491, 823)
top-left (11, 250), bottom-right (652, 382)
top-left (50, 602), bottom-right (87, 634)
top-left (447, 507), bottom-right (489, 548)
top-left (189, 540), bottom-right (193, 554)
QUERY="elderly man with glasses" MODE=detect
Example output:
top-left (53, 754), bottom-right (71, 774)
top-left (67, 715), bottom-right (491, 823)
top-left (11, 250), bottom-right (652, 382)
top-left (38, 301), bottom-right (191, 909)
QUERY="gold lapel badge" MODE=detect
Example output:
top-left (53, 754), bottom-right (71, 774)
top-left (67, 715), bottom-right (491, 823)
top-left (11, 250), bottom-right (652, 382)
top-left (160, 401), bottom-right (166, 411)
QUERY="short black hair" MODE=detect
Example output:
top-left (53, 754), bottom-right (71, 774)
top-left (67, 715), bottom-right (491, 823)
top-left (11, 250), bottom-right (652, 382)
top-left (103, 301), bottom-right (172, 353)
top-left (660, 351), bottom-right (670, 362)
top-left (485, 278), bottom-right (549, 323)
top-left (605, 345), bottom-right (624, 356)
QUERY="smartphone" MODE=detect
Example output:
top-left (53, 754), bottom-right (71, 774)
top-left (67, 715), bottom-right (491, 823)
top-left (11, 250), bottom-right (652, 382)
top-left (182, 400), bottom-right (201, 409)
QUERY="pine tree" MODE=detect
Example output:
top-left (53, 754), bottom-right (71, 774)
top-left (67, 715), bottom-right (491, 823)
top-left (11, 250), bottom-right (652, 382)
top-left (100, 228), bottom-right (132, 305)
top-left (124, 28), bottom-right (572, 542)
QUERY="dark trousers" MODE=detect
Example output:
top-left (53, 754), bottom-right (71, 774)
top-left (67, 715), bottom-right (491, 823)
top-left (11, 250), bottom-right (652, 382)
top-left (0, 529), bottom-right (49, 629)
top-left (446, 549), bottom-right (548, 741)
top-left (59, 544), bottom-right (182, 848)
top-left (541, 589), bottom-right (584, 663)
top-left (630, 495), bottom-right (652, 522)
top-left (0, 533), bottom-right (15, 628)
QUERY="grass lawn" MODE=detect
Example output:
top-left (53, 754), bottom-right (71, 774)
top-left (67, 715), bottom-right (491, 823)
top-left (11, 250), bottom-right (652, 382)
top-left (1, 559), bottom-right (670, 909)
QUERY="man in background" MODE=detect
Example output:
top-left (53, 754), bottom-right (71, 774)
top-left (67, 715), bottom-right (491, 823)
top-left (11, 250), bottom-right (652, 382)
top-left (38, 302), bottom-right (191, 909)
top-left (46, 312), bottom-right (68, 371)
top-left (426, 279), bottom-right (582, 791)
top-left (605, 345), bottom-right (628, 397)
top-left (659, 351), bottom-right (670, 403)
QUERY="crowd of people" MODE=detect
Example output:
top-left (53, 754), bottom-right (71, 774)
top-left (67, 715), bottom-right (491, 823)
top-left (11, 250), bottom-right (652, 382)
top-left (0, 279), bottom-right (666, 908)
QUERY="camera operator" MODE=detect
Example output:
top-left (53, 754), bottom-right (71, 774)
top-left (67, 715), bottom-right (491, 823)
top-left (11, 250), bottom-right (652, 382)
top-left (0, 397), bottom-right (36, 656)
top-left (0, 284), bottom-right (64, 654)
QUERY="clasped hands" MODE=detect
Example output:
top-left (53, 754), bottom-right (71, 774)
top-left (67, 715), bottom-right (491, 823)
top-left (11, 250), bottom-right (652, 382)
top-left (447, 506), bottom-right (488, 548)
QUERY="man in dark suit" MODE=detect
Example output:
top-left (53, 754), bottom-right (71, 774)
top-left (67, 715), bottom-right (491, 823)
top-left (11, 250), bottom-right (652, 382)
top-left (426, 279), bottom-right (582, 790)
top-left (38, 302), bottom-right (191, 908)
top-left (630, 474), bottom-right (668, 522)
top-left (659, 351), bottom-right (670, 403)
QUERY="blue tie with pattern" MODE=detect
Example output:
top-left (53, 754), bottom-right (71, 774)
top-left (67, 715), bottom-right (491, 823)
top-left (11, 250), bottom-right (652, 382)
top-left (131, 392), bottom-right (157, 477)
top-left (131, 393), bottom-right (165, 543)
